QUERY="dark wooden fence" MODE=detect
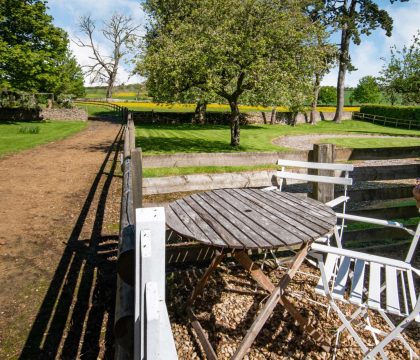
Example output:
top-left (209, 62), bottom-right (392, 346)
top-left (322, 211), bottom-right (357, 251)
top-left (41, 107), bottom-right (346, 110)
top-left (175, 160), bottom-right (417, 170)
top-left (353, 112), bottom-right (420, 130)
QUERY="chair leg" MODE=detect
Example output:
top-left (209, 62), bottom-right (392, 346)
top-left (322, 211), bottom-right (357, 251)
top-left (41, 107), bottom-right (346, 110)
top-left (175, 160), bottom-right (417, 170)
top-left (317, 255), bottom-right (369, 354)
top-left (375, 310), bottom-right (419, 359)
top-left (364, 313), bottom-right (419, 359)
top-left (328, 301), bottom-right (370, 354)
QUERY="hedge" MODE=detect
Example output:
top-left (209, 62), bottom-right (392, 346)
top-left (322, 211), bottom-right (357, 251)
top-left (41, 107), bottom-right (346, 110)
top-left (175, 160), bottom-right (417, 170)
top-left (359, 105), bottom-right (420, 121)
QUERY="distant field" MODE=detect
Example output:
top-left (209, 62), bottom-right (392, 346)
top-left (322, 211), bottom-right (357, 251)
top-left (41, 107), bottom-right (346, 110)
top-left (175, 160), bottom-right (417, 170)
top-left (84, 86), bottom-right (150, 100)
top-left (113, 101), bottom-right (360, 113)
top-left (0, 121), bottom-right (87, 156)
top-left (84, 87), bottom-right (365, 105)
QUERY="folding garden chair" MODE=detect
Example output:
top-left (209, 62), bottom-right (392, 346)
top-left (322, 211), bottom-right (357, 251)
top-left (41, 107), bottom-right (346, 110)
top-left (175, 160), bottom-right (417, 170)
top-left (309, 219), bottom-right (420, 359)
top-left (263, 158), bottom-right (354, 245)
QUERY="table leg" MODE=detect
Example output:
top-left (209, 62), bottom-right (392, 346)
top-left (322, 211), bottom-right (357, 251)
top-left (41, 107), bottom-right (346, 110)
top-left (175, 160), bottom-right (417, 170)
top-left (233, 245), bottom-right (330, 358)
top-left (187, 251), bottom-right (225, 308)
top-left (187, 252), bottom-right (225, 360)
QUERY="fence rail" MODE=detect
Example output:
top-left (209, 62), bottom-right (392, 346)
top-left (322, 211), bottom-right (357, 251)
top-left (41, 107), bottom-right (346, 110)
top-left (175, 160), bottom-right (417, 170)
top-left (74, 99), bottom-right (129, 122)
top-left (353, 112), bottom-right (420, 130)
top-left (115, 111), bottom-right (177, 360)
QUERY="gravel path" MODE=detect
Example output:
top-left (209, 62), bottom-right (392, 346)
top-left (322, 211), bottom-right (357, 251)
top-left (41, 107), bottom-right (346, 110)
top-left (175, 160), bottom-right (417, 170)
top-left (273, 134), bottom-right (412, 151)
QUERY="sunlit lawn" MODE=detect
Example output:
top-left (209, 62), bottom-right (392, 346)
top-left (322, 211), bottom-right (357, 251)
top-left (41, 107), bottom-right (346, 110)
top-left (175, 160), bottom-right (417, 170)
top-left (0, 121), bottom-right (87, 156)
top-left (136, 120), bottom-right (420, 155)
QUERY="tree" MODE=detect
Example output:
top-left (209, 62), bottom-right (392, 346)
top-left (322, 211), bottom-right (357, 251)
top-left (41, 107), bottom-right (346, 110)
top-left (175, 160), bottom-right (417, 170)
top-left (319, 1), bottom-right (406, 122)
top-left (306, 3), bottom-right (337, 124)
top-left (379, 32), bottom-right (420, 105)
top-left (0, 0), bottom-right (81, 95)
top-left (76, 13), bottom-right (140, 98)
top-left (318, 86), bottom-right (337, 104)
top-left (139, 0), bottom-right (324, 146)
top-left (53, 51), bottom-right (86, 97)
top-left (352, 76), bottom-right (381, 103)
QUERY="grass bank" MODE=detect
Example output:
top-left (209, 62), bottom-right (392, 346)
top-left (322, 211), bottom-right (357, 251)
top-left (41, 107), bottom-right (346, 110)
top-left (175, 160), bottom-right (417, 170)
top-left (136, 120), bottom-right (420, 155)
top-left (0, 121), bottom-right (87, 157)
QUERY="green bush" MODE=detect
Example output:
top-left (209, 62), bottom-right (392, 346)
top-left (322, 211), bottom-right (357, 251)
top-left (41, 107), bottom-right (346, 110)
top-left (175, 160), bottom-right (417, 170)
top-left (18, 126), bottom-right (40, 134)
top-left (359, 105), bottom-right (420, 121)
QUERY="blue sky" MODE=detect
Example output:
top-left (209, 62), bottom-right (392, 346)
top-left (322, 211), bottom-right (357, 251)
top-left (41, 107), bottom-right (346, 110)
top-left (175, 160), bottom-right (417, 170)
top-left (46, 0), bottom-right (420, 87)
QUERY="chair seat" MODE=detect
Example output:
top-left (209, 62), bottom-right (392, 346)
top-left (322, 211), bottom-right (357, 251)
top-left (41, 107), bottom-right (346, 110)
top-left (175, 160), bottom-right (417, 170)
top-left (314, 251), bottom-right (420, 322)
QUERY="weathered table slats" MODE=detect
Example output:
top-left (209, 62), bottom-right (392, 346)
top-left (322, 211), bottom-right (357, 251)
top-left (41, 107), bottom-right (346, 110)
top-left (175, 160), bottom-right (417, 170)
top-left (225, 189), bottom-right (326, 238)
top-left (209, 190), bottom-right (305, 246)
top-left (166, 189), bottom-right (337, 250)
top-left (252, 189), bottom-right (335, 230)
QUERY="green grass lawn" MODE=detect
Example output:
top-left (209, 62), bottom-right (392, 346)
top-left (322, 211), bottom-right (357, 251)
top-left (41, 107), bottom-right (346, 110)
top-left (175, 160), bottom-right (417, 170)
top-left (0, 121), bottom-right (87, 157)
top-left (75, 103), bottom-right (121, 117)
top-left (137, 120), bottom-right (420, 155)
top-left (143, 164), bottom-right (278, 177)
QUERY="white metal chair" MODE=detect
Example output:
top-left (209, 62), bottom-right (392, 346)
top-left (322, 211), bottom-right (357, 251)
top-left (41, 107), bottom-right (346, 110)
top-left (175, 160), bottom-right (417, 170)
top-left (263, 159), bottom-right (354, 244)
top-left (309, 219), bottom-right (420, 359)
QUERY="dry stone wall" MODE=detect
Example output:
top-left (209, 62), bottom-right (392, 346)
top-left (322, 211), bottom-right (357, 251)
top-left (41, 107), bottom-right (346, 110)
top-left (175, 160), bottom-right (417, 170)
top-left (41, 108), bottom-right (88, 121)
top-left (132, 110), bottom-right (353, 125)
top-left (0, 108), bottom-right (88, 122)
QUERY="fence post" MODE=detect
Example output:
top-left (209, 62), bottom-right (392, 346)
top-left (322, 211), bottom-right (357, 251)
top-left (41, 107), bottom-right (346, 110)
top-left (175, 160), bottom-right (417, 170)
top-left (134, 207), bottom-right (168, 359)
top-left (131, 148), bottom-right (143, 209)
top-left (310, 143), bottom-right (335, 203)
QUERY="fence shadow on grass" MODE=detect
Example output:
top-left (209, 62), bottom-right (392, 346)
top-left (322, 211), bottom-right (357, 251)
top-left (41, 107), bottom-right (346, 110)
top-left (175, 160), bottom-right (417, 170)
top-left (19, 124), bottom-right (124, 360)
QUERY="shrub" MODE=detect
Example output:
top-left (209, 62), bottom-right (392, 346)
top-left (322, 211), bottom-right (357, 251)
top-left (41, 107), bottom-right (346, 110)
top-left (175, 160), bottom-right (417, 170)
top-left (359, 104), bottom-right (420, 121)
top-left (18, 126), bottom-right (40, 134)
top-left (318, 86), bottom-right (337, 104)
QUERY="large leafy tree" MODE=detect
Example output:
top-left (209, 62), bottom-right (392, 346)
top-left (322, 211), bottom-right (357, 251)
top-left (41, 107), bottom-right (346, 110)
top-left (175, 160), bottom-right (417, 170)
top-left (352, 75), bottom-right (381, 103)
top-left (0, 0), bottom-right (82, 96)
top-left (139, 0), bottom-right (326, 146)
top-left (379, 32), bottom-right (420, 105)
top-left (319, 0), bottom-right (407, 122)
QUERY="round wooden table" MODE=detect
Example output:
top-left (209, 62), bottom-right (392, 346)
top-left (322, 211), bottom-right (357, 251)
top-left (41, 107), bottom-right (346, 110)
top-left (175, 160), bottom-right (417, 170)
top-left (166, 188), bottom-right (337, 250)
top-left (166, 188), bottom-right (336, 359)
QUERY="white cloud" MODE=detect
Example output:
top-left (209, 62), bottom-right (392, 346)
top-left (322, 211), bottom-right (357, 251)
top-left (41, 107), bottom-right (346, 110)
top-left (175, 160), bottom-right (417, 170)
top-left (322, 1), bottom-right (420, 87)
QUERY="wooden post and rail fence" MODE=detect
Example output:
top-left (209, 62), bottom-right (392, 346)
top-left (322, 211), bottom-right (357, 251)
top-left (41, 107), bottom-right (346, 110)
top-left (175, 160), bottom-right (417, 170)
top-left (115, 112), bottom-right (177, 360)
top-left (353, 111), bottom-right (420, 130)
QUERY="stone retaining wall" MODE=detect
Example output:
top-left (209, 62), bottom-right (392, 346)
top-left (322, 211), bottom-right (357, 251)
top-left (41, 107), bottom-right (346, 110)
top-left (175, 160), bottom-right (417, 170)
top-left (142, 146), bottom-right (420, 169)
top-left (41, 108), bottom-right (88, 121)
top-left (132, 110), bottom-right (353, 125)
top-left (0, 108), bottom-right (88, 121)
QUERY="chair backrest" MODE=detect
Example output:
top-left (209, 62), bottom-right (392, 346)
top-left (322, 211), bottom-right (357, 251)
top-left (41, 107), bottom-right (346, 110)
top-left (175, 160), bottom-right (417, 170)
top-left (275, 159), bottom-right (354, 192)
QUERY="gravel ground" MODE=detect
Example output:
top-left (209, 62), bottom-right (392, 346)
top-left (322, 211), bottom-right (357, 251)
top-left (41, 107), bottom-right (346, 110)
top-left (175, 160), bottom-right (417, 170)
top-left (168, 261), bottom-right (419, 359)
top-left (273, 134), bottom-right (414, 151)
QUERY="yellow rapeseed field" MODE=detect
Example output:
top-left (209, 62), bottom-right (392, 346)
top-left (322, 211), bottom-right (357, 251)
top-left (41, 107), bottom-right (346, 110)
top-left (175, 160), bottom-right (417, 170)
top-left (112, 101), bottom-right (360, 113)
top-left (113, 92), bottom-right (138, 98)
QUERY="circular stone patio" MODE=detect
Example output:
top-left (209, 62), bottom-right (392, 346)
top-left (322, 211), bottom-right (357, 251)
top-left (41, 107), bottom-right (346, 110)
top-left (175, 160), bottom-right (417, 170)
top-left (273, 134), bottom-right (411, 151)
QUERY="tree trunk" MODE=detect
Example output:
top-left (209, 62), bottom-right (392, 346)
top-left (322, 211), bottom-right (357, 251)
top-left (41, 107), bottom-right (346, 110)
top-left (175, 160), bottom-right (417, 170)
top-left (270, 107), bottom-right (277, 125)
top-left (194, 101), bottom-right (207, 125)
top-left (334, 0), bottom-right (356, 123)
top-left (106, 82), bottom-right (114, 98)
top-left (333, 28), bottom-right (350, 123)
top-left (229, 100), bottom-right (240, 147)
top-left (310, 73), bottom-right (321, 124)
top-left (262, 112), bottom-right (267, 124)
top-left (106, 72), bottom-right (117, 98)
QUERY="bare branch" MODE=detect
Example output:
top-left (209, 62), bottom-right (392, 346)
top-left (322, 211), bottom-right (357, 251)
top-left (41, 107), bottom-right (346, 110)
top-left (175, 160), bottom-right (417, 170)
top-left (75, 13), bottom-right (140, 97)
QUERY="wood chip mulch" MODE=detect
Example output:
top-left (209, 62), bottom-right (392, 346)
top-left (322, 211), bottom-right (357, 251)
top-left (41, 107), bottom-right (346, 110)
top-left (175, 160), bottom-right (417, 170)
top-left (167, 261), bottom-right (419, 359)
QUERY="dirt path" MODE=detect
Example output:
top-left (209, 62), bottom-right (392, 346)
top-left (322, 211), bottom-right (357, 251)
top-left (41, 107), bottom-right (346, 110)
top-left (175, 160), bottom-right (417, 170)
top-left (0, 120), bottom-right (123, 359)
